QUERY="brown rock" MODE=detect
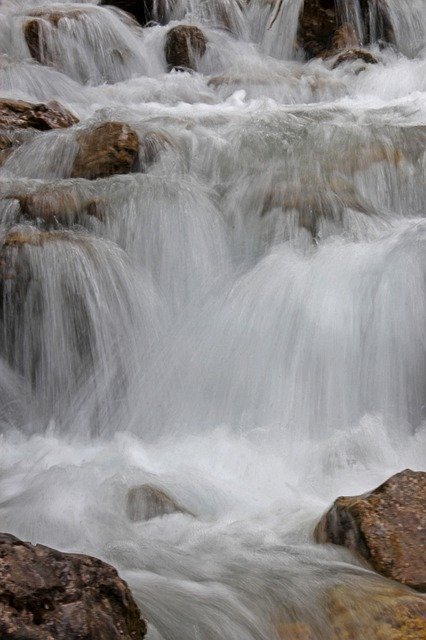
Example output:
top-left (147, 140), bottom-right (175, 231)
top-left (71, 122), bottom-right (140, 180)
top-left (0, 532), bottom-right (147, 640)
top-left (165, 25), bottom-right (207, 72)
top-left (332, 48), bottom-right (379, 69)
top-left (0, 99), bottom-right (78, 131)
top-left (297, 0), bottom-right (338, 59)
top-left (314, 469), bottom-right (426, 591)
top-left (127, 484), bottom-right (193, 521)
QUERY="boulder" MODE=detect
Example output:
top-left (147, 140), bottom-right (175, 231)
top-left (297, 0), bottom-right (337, 59)
top-left (165, 25), bottom-right (207, 72)
top-left (71, 122), bottom-right (140, 180)
top-left (127, 484), bottom-right (193, 521)
top-left (0, 99), bottom-right (78, 131)
top-left (277, 580), bottom-right (426, 639)
top-left (99, 0), bottom-right (171, 26)
top-left (0, 532), bottom-right (147, 640)
top-left (314, 469), bottom-right (426, 592)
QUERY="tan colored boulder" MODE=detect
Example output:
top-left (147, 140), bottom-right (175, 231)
top-left (165, 25), bottom-right (207, 72)
top-left (71, 122), bottom-right (139, 180)
top-left (0, 532), bottom-right (147, 640)
top-left (127, 484), bottom-right (193, 521)
top-left (0, 98), bottom-right (78, 131)
top-left (277, 581), bottom-right (426, 639)
top-left (314, 469), bottom-right (426, 592)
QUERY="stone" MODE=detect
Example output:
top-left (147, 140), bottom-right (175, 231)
top-left (0, 532), bottom-right (147, 640)
top-left (314, 469), bottom-right (426, 591)
top-left (99, 0), bottom-right (171, 26)
top-left (139, 130), bottom-right (173, 170)
top-left (127, 484), bottom-right (193, 521)
top-left (0, 99), bottom-right (78, 131)
top-left (71, 122), bottom-right (140, 180)
top-left (165, 25), bottom-right (207, 72)
top-left (277, 580), bottom-right (426, 639)
top-left (297, 0), bottom-right (337, 59)
top-left (332, 48), bottom-right (379, 69)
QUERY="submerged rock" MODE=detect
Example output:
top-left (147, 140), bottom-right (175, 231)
top-left (165, 25), bottom-right (207, 71)
top-left (0, 532), bottom-right (147, 640)
top-left (332, 48), bottom-right (379, 69)
top-left (0, 98), bottom-right (78, 131)
top-left (24, 7), bottom-right (87, 65)
top-left (127, 484), bottom-right (193, 521)
top-left (71, 122), bottom-right (140, 180)
top-left (277, 580), bottom-right (426, 639)
top-left (314, 469), bottom-right (426, 591)
top-left (13, 188), bottom-right (104, 226)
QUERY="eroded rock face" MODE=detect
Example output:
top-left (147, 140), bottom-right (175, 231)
top-left (0, 99), bottom-right (78, 131)
top-left (71, 122), bottom-right (140, 180)
top-left (277, 581), bottom-right (426, 639)
top-left (127, 484), bottom-right (192, 521)
top-left (165, 25), bottom-right (207, 71)
top-left (332, 48), bottom-right (378, 69)
top-left (314, 469), bottom-right (426, 592)
top-left (0, 532), bottom-right (147, 640)
top-left (297, 0), bottom-right (337, 59)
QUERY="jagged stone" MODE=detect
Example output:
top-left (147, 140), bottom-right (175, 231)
top-left (71, 122), bottom-right (140, 180)
top-left (314, 469), bottom-right (426, 592)
top-left (0, 99), bottom-right (78, 131)
top-left (0, 532), bottom-right (147, 640)
top-left (165, 25), bottom-right (207, 72)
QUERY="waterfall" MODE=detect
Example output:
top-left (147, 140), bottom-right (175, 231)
top-left (0, 0), bottom-right (425, 638)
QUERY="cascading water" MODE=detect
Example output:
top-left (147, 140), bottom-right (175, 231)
top-left (0, 0), bottom-right (425, 637)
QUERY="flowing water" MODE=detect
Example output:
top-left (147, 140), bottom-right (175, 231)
top-left (0, 0), bottom-right (425, 637)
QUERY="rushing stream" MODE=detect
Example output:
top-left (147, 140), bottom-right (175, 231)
top-left (0, 0), bottom-right (425, 637)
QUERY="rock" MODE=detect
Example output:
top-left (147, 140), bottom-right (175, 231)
top-left (12, 188), bottom-right (104, 226)
top-left (127, 484), bottom-right (193, 521)
top-left (0, 99), bottom-right (78, 131)
top-left (0, 532), bottom-right (147, 640)
top-left (314, 469), bottom-right (426, 592)
top-left (71, 122), bottom-right (140, 180)
top-left (24, 7), bottom-right (86, 65)
top-left (139, 130), bottom-right (173, 171)
top-left (99, 0), bottom-right (171, 26)
top-left (297, 0), bottom-right (338, 59)
top-left (165, 25), bottom-right (207, 72)
top-left (277, 580), bottom-right (426, 639)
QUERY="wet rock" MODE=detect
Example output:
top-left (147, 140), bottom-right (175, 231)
top-left (165, 25), bottom-right (207, 72)
top-left (127, 484), bottom-right (193, 521)
top-left (24, 7), bottom-right (86, 64)
top-left (139, 130), bottom-right (174, 170)
top-left (71, 122), bottom-right (140, 180)
top-left (297, 0), bottom-right (337, 59)
top-left (12, 188), bottom-right (104, 226)
top-left (99, 0), bottom-right (171, 26)
top-left (0, 99), bottom-right (78, 131)
top-left (314, 469), bottom-right (426, 591)
top-left (277, 581), bottom-right (426, 639)
top-left (332, 48), bottom-right (379, 69)
top-left (0, 532), bottom-right (147, 640)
